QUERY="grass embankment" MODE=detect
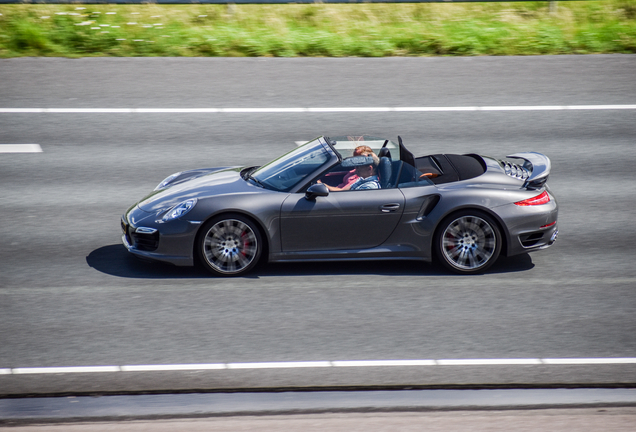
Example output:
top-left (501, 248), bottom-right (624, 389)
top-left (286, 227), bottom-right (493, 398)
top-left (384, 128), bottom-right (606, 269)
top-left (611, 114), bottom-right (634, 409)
top-left (0, 1), bottom-right (634, 57)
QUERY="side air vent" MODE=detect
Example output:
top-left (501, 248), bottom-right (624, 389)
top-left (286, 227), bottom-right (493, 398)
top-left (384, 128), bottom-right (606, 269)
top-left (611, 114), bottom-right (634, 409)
top-left (416, 195), bottom-right (441, 220)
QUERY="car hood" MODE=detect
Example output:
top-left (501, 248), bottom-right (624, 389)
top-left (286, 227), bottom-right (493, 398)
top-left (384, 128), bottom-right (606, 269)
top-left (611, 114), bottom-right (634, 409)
top-left (137, 167), bottom-right (256, 213)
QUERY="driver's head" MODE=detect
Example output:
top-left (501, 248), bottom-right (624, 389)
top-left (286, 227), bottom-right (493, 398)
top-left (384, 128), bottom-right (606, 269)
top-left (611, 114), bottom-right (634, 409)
top-left (356, 152), bottom-right (379, 176)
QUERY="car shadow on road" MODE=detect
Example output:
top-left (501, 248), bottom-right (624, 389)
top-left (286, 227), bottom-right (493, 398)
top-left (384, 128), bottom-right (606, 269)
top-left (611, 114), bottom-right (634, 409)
top-left (86, 244), bottom-right (211, 279)
top-left (87, 244), bottom-right (534, 279)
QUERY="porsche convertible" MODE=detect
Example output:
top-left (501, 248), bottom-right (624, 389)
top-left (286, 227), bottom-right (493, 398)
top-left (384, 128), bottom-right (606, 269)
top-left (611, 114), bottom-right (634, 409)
top-left (121, 136), bottom-right (558, 276)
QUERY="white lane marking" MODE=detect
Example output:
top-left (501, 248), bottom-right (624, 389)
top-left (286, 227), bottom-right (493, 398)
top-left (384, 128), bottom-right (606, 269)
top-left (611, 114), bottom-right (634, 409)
top-left (0, 105), bottom-right (635, 114)
top-left (5, 358), bottom-right (636, 374)
top-left (12, 366), bottom-right (120, 374)
top-left (437, 359), bottom-right (542, 366)
top-left (0, 144), bottom-right (42, 153)
top-left (332, 360), bottom-right (436, 367)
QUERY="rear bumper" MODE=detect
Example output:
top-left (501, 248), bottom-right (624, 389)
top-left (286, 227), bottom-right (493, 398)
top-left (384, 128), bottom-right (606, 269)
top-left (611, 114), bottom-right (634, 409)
top-left (496, 195), bottom-right (559, 257)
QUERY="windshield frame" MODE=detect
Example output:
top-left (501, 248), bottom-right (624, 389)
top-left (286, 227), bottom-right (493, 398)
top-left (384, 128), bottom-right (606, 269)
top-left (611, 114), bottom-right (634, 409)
top-left (250, 137), bottom-right (339, 193)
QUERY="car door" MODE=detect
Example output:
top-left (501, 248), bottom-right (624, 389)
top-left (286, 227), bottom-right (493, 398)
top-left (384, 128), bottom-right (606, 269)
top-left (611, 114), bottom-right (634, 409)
top-left (279, 188), bottom-right (405, 252)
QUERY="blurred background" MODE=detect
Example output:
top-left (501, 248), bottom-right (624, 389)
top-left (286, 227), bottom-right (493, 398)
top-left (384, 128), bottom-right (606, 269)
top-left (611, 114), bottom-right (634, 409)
top-left (0, 1), bottom-right (634, 57)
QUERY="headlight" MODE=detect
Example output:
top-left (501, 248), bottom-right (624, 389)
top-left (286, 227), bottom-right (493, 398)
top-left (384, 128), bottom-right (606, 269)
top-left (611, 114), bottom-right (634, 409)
top-left (162, 199), bottom-right (197, 221)
top-left (155, 172), bottom-right (182, 191)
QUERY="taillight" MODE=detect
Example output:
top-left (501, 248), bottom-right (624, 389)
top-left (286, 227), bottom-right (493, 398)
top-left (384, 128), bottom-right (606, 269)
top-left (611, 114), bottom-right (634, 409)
top-left (515, 191), bottom-right (550, 206)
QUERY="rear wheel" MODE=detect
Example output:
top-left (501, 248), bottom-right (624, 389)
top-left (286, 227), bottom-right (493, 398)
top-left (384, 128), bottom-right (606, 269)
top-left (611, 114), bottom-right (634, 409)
top-left (197, 214), bottom-right (262, 276)
top-left (434, 210), bottom-right (502, 274)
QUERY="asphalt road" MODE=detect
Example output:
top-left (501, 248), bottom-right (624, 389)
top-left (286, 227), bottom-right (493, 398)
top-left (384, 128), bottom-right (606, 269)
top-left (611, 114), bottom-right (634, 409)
top-left (4, 409), bottom-right (636, 432)
top-left (1, 55), bottom-right (635, 396)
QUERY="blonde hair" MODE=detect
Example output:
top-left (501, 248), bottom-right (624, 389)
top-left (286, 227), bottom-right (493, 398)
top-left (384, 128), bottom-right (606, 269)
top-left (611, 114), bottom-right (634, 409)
top-left (353, 145), bottom-right (373, 156)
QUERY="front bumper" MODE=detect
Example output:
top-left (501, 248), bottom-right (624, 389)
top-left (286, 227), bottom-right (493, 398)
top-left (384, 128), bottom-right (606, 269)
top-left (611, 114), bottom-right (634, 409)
top-left (121, 205), bottom-right (200, 266)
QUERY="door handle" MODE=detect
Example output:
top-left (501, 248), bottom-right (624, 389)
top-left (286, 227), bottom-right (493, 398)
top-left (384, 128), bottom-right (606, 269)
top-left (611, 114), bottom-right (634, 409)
top-left (380, 203), bottom-right (401, 213)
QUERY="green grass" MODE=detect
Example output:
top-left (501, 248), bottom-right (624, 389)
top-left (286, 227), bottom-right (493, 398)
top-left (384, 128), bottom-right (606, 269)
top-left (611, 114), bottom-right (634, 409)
top-left (0, 1), bottom-right (634, 57)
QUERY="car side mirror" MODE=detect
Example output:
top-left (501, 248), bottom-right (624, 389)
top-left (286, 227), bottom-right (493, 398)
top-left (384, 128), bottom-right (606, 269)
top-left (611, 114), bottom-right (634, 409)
top-left (305, 183), bottom-right (329, 201)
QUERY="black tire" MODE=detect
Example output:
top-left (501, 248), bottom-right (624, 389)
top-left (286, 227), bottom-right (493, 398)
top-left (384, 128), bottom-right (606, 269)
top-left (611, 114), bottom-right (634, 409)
top-left (197, 214), bottom-right (262, 276)
top-left (434, 210), bottom-right (502, 275)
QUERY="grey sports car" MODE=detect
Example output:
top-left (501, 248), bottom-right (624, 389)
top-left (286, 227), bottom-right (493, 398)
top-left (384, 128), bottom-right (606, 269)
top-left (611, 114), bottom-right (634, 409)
top-left (122, 136), bottom-right (558, 276)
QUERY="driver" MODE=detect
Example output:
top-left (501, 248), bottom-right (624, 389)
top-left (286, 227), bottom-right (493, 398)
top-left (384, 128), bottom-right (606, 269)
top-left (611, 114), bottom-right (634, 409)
top-left (336, 145), bottom-right (374, 188)
top-left (320, 153), bottom-right (380, 191)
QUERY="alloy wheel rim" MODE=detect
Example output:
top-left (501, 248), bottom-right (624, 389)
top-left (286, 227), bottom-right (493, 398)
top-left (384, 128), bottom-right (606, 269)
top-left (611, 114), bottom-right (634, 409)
top-left (442, 215), bottom-right (496, 270)
top-left (203, 219), bottom-right (258, 274)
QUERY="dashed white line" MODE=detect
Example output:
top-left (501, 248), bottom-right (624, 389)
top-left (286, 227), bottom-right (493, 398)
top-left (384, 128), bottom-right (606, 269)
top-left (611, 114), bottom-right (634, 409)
top-left (4, 358), bottom-right (636, 375)
top-left (0, 105), bottom-right (634, 114)
top-left (0, 144), bottom-right (42, 153)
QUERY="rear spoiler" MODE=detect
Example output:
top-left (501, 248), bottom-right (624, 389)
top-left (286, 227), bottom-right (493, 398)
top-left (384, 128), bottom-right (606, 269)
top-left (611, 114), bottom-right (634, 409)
top-left (506, 152), bottom-right (551, 190)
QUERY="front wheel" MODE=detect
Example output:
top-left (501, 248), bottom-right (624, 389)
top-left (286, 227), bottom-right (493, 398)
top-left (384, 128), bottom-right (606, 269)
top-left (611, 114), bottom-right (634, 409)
top-left (434, 211), bottom-right (502, 274)
top-left (197, 214), bottom-right (262, 276)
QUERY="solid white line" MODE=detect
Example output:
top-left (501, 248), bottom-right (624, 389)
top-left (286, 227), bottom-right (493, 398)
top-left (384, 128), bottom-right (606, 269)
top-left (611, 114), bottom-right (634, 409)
top-left (307, 107), bottom-right (394, 112)
top-left (5, 358), bottom-right (636, 375)
top-left (0, 144), bottom-right (42, 153)
top-left (12, 366), bottom-right (120, 374)
top-left (0, 105), bottom-right (635, 114)
top-left (437, 359), bottom-right (543, 366)
top-left (222, 108), bottom-right (307, 113)
top-left (137, 108), bottom-right (220, 113)
top-left (332, 360), bottom-right (436, 367)
top-left (227, 361), bottom-right (332, 369)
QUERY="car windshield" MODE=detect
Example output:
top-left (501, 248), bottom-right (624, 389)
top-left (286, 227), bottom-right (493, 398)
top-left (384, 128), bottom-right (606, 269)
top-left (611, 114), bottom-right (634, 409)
top-left (251, 138), bottom-right (332, 192)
